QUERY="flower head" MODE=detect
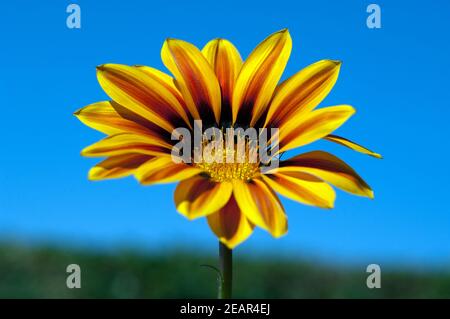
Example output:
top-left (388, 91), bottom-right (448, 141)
top-left (75, 29), bottom-right (381, 249)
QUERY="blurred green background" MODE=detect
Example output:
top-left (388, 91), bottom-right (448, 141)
top-left (1, 242), bottom-right (449, 298)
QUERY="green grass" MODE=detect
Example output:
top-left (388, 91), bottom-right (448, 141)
top-left (0, 243), bottom-right (449, 298)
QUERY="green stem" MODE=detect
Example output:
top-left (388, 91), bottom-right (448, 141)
top-left (218, 241), bottom-right (232, 299)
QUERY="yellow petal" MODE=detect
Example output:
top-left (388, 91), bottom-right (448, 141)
top-left (271, 151), bottom-right (374, 198)
top-left (161, 39), bottom-right (222, 124)
top-left (202, 39), bottom-right (242, 122)
top-left (135, 157), bottom-right (202, 185)
top-left (324, 134), bottom-right (382, 159)
top-left (81, 133), bottom-right (172, 158)
top-left (88, 154), bottom-right (152, 180)
top-left (261, 172), bottom-right (335, 208)
top-left (279, 105), bottom-right (355, 153)
top-left (174, 176), bottom-right (233, 220)
top-left (207, 196), bottom-right (254, 249)
top-left (265, 60), bottom-right (341, 128)
top-left (232, 178), bottom-right (287, 237)
top-left (232, 29), bottom-right (292, 126)
top-left (133, 65), bottom-right (192, 128)
top-left (96, 64), bottom-right (189, 133)
top-left (74, 101), bottom-right (162, 136)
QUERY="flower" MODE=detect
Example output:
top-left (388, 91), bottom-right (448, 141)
top-left (75, 29), bottom-right (381, 249)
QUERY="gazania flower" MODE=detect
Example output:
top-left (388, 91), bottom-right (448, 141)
top-left (75, 29), bottom-right (380, 250)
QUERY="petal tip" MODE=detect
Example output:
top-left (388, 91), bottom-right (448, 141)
top-left (165, 38), bottom-right (179, 46)
top-left (273, 229), bottom-right (288, 238)
top-left (278, 28), bottom-right (291, 40)
top-left (176, 202), bottom-right (193, 220)
top-left (270, 28), bottom-right (291, 40)
top-left (373, 153), bottom-right (383, 159)
top-left (88, 168), bottom-right (101, 181)
top-left (346, 105), bottom-right (357, 116)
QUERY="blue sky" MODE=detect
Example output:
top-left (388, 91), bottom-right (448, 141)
top-left (1, 0), bottom-right (449, 267)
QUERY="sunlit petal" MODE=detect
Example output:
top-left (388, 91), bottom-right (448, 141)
top-left (162, 39), bottom-right (222, 124)
top-left (81, 133), bottom-right (172, 158)
top-left (202, 39), bottom-right (242, 122)
top-left (135, 157), bottom-right (202, 185)
top-left (271, 151), bottom-right (374, 198)
top-left (89, 154), bottom-right (152, 180)
top-left (265, 60), bottom-right (341, 128)
top-left (232, 29), bottom-right (292, 126)
top-left (174, 175), bottom-right (233, 219)
top-left (262, 172), bottom-right (335, 208)
top-left (279, 105), bottom-right (355, 153)
top-left (324, 134), bottom-right (382, 159)
top-left (207, 196), bottom-right (254, 249)
top-left (96, 64), bottom-right (190, 132)
top-left (232, 179), bottom-right (287, 237)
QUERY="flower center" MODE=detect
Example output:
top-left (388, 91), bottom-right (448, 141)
top-left (194, 139), bottom-right (259, 182)
top-left (196, 160), bottom-right (259, 182)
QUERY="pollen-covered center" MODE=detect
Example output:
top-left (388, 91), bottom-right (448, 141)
top-left (196, 159), bottom-right (259, 182)
top-left (193, 131), bottom-right (260, 182)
